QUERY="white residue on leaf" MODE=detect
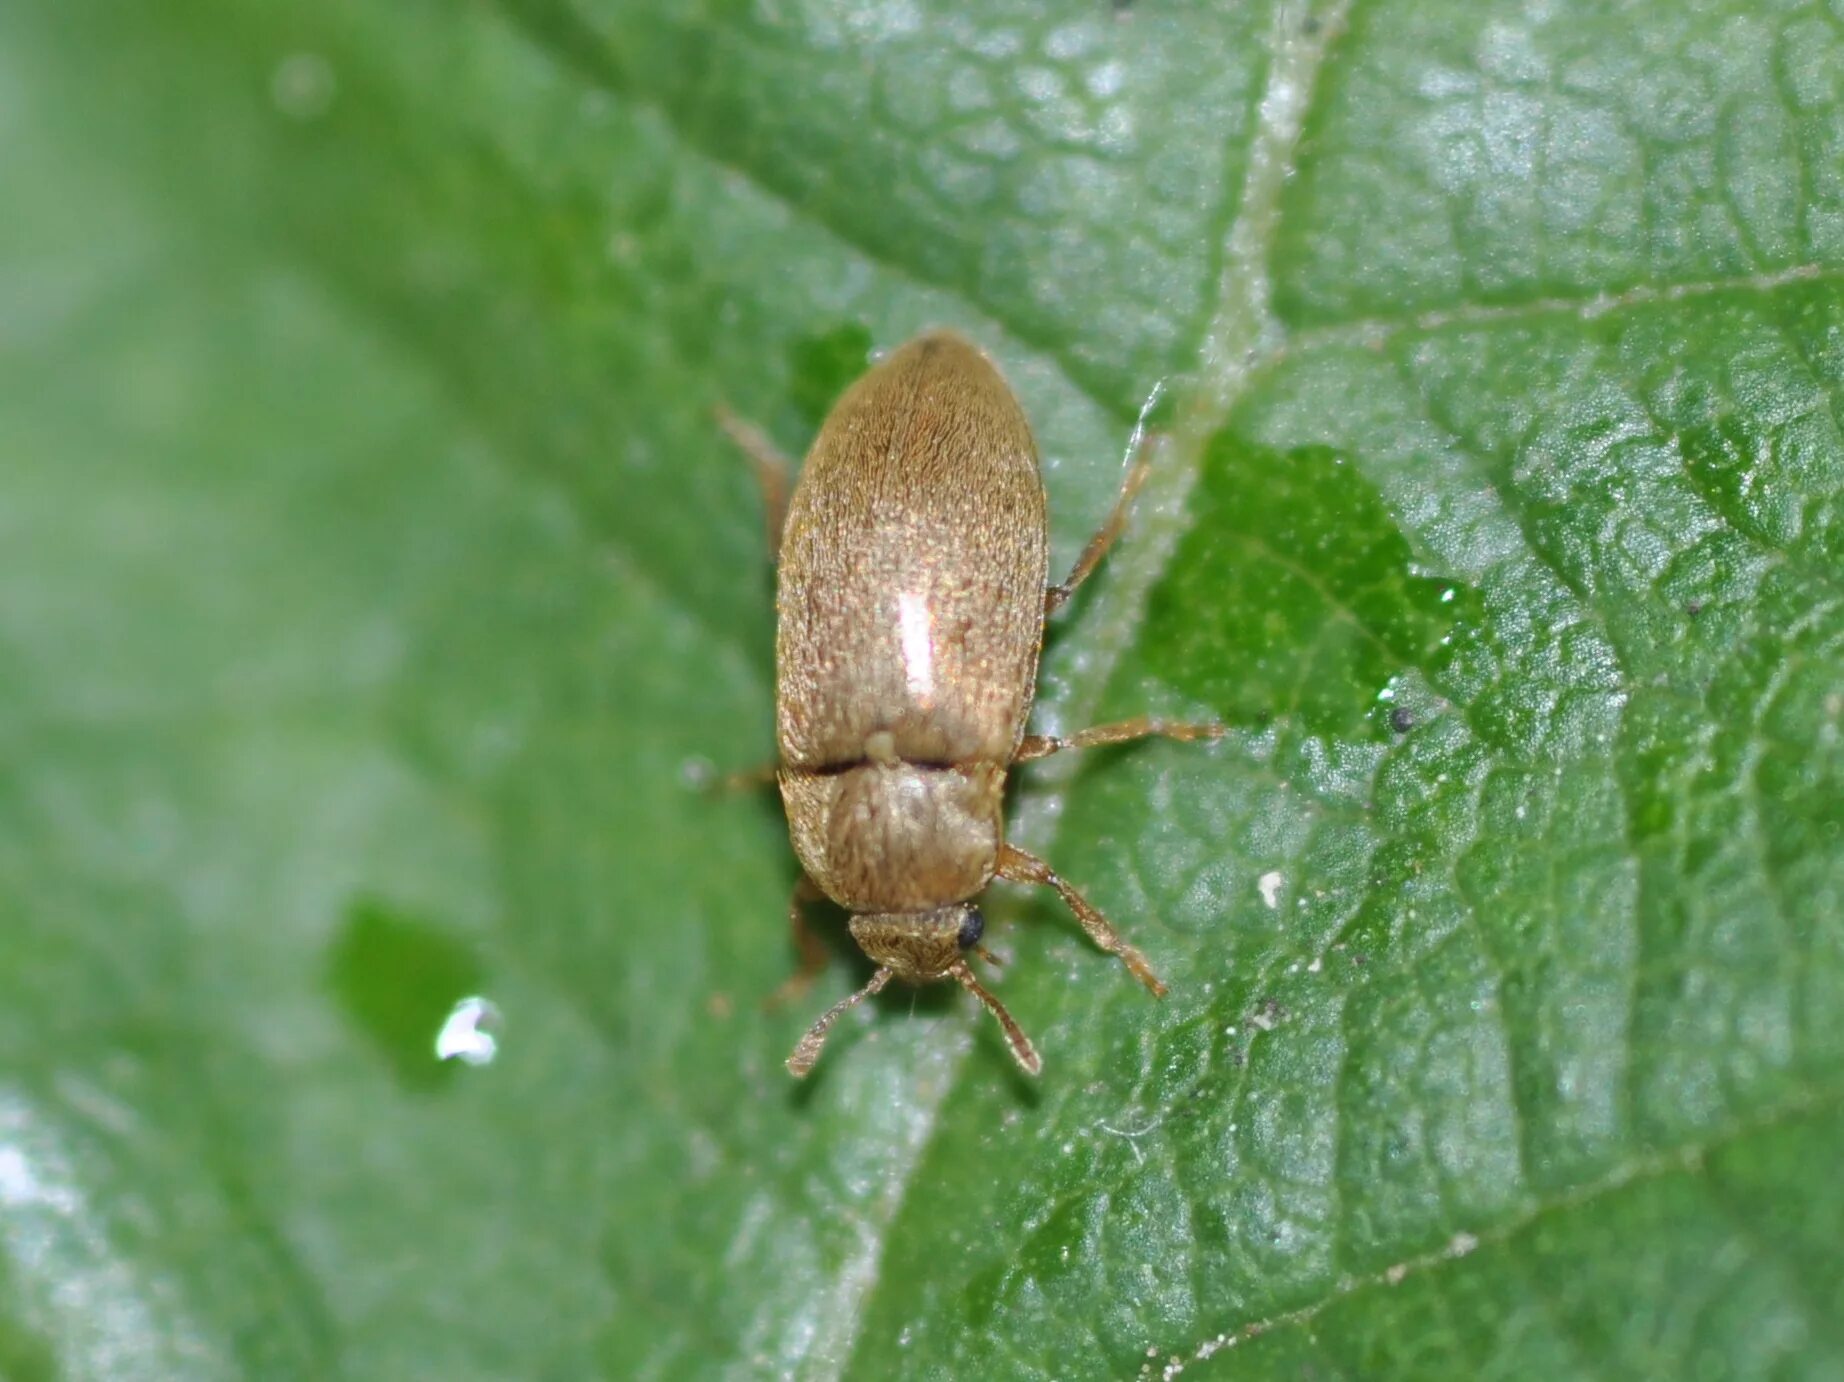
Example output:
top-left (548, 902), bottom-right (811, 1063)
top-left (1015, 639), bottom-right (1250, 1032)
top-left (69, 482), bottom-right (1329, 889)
top-left (435, 996), bottom-right (502, 1066)
top-left (1257, 870), bottom-right (1284, 909)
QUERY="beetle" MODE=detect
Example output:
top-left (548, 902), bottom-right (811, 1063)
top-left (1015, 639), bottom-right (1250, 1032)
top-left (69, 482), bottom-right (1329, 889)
top-left (722, 331), bottom-right (1220, 1077)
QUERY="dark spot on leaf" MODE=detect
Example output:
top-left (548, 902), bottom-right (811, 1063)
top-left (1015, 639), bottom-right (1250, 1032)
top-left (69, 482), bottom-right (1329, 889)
top-left (1619, 694), bottom-right (1705, 843)
top-left (1142, 437), bottom-right (1477, 737)
top-left (1389, 705), bottom-right (1416, 734)
top-left (327, 898), bottom-right (486, 1090)
top-left (961, 1258), bottom-right (1006, 1329)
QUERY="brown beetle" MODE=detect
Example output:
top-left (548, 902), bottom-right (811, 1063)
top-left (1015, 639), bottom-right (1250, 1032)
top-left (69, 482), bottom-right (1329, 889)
top-left (723, 331), bottom-right (1219, 1077)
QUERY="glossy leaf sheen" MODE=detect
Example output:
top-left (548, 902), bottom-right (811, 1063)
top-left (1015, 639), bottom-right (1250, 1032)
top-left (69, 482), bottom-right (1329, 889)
top-left (1, 0), bottom-right (1841, 1378)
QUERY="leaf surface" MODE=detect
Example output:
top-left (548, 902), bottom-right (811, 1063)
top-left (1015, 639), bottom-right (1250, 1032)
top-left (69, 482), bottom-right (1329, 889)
top-left (1, 0), bottom-right (1840, 1378)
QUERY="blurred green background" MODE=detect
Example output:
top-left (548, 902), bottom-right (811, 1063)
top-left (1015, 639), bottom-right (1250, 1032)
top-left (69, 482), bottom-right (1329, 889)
top-left (3, 0), bottom-right (1842, 1377)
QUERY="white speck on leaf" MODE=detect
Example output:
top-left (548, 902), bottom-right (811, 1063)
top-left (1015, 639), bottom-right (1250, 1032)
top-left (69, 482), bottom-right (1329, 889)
top-left (1257, 870), bottom-right (1284, 908)
top-left (435, 996), bottom-right (502, 1066)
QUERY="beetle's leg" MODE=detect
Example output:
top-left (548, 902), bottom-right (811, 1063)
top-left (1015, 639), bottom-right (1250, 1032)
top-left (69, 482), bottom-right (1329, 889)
top-left (714, 403), bottom-right (793, 556)
top-left (994, 843), bottom-right (1168, 997)
top-left (694, 758), bottom-right (781, 796)
top-left (1044, 421), bottom-right (1159, 616)
top-left (1044, 446), bottom-right (1149, 615)
top-left (949, 960), bottom-right (1042, 1076)
top-left (1015, 715), bottom-right (1222, 763)
top-left (766, 875), bottom-right (831, 1008)
top-left (787, 966), bottom-right (892, 1077)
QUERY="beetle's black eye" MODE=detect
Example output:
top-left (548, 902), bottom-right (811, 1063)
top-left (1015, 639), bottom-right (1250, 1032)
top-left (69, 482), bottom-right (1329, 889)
top-left (957, 905), bottom-right (985, 950)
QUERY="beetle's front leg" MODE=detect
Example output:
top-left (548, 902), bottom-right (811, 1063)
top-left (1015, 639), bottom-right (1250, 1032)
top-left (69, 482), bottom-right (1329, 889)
top-left (994, 843), bottom-right (1167, 997)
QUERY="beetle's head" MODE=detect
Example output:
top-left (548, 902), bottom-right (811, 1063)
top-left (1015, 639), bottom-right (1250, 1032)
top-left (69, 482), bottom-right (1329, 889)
top-left (847, 904), bottom-right (983, 981)
top-left (779, 904), bottom-right (1039, 1080)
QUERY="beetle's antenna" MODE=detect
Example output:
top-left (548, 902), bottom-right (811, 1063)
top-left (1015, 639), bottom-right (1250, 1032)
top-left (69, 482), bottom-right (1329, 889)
top-left (787, 968), bottom-right (892, 1077)
top-left (950, 961), bottom-right (1042, 1076)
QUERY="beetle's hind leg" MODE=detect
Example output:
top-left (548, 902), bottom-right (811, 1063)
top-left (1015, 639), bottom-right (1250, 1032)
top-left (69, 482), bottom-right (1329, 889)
top-left (714, 403), bottom-right (793, 556)
top-left (1015, 715), bottom-right (1221, 763)
top-left (995, 843), bottom-right (1167, 997)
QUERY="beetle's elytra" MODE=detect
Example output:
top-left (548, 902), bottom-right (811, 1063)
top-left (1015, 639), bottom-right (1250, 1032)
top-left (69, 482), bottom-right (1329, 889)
top-left (725, 330), bottom-right (1220, 1077)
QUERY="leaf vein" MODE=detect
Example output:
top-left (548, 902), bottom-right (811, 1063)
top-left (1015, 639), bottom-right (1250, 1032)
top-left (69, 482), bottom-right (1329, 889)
top-left (1157, 1079), bottom-right (1844, 1372)
top-left (1281, 263), bottom-right (1843, 358)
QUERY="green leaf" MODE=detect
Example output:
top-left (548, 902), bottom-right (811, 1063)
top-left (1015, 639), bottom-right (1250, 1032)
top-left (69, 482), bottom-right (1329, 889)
top-left (2, 0), bottom-right (1840, 1377)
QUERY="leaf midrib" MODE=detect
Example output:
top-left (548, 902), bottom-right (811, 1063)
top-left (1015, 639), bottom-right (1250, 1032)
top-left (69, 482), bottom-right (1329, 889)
top-left (832, 0), bottom-right (1357, 1372)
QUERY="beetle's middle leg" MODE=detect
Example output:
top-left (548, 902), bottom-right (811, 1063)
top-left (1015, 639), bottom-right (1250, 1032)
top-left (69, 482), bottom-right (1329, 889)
top-left (714, 403), bottom-right (793, 556)
top-left (699, 759), bottom-right (780, 794)
top-left (766, 874), bottom-right (831, 1007)
top-left (994, 843), bottom-right (1167, 997)
top-left (1015, 715), bottom-right (1221, 763)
